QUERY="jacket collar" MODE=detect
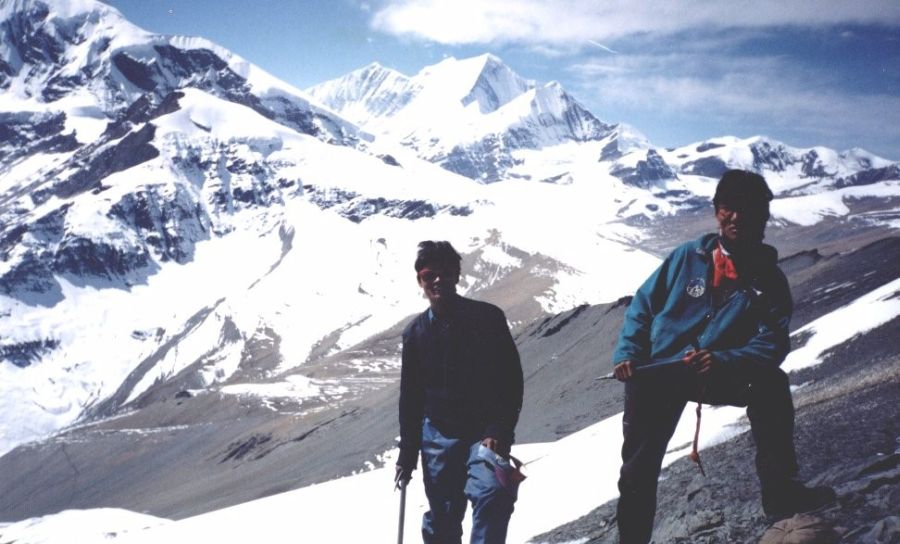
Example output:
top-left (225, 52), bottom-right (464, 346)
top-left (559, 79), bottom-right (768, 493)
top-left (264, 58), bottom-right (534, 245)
top-left (695, 233), bottom-right (778, 279)
top-left (427, 293), bottom-right (464, 322)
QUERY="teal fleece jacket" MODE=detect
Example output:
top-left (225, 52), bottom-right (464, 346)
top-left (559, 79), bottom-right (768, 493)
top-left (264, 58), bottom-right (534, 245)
top-left (613, 233), bottom-right (792, 371)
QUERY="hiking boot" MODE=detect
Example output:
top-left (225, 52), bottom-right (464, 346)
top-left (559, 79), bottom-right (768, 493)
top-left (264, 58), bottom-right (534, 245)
top-left (762, 480), bottom-right (837, 518)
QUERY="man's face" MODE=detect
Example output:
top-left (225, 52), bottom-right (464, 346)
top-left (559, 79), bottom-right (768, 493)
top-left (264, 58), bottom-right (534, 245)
top-left (716, 201), bottom-right (768, 245)
top-left (417, 265), bottom-right (459, 306)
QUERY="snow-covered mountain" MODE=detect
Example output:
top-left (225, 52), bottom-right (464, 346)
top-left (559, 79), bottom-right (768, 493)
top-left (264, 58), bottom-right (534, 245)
top-left (308, 54), bottom-right (617, 182)
top-left (1, 1), bottom-right (899, 540)
top-left (311, 56), bottom-right (900, 207)
top-left (1, 0), bottom-right (667, 457)
top-left (0, 0), bottom-right (363, 148)
top-left (655, 135), bottom-right (900, 193)
top-left (5, 76), bottom-right (660, 454)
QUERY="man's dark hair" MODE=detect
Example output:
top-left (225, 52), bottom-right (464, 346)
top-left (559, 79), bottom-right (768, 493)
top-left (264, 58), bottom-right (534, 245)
top-left (713, 170), bottom-right (774, 218)
top-left (415, 241), bottom-right (462, 273)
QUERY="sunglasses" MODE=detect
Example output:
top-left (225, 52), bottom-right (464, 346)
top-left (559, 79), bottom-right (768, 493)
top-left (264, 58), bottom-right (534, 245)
top-left (417, 268), bottom-right (453, 283)
top-left (716, 203), bottom-right (768, 219)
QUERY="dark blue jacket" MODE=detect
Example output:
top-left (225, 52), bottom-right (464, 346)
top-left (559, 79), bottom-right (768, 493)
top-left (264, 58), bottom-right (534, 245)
top-left (613, 233), bottom-right (792, 371)
top-left (398, 295), bottom-right (523, 471)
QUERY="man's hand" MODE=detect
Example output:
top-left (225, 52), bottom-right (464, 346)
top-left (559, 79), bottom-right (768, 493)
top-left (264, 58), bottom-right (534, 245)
top-left (394, 465), bottom-right (412, 490)
top-left (683, 349), bottom-right (718, 375)
top-left (613, 360), bottom-right (634, 381)
top-left (481, 437), bottom-right (499, 451)
top-left (481, 437), bottom-right (514, 457)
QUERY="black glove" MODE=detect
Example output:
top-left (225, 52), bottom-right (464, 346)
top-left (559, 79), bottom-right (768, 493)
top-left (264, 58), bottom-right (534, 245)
top-left (394, 464), bottom-right (413, 490)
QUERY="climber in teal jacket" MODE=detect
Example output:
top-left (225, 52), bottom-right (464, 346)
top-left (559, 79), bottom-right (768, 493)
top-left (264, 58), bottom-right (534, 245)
top-left (612, 231), bottom-right (792, 374)
top-left (611, 170), bottom-right (835, 544)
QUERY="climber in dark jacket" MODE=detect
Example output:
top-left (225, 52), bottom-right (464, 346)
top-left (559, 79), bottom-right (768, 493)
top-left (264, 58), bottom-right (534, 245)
top-left (396, 240), bottom-right (524, 544)
top-left (612, 170), bottom-right (836, 544)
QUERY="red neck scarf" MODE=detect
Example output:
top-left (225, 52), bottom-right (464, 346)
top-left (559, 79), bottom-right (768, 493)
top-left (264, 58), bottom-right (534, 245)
top-left (712, 243), bottom-right (739, 288)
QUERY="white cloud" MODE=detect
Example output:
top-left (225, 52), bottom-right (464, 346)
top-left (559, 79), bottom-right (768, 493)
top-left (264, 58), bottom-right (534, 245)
top-left (525, 44), bottom-right (579, 58)
top-left (371, 0), bottom-right (900, 45)
top-left (570, 52), bottom-right (900, 153)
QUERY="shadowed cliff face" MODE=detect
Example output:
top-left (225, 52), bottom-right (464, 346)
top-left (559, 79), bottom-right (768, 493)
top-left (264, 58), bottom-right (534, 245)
top-left (610, 148), bottom-right (680, 188)
top-left (0, 112), bottom-right (80, 171)
top-left (0, 112), bottom-right (208, 303)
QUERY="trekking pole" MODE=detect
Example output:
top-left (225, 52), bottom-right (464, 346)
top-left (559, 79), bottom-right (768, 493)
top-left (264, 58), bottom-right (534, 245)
top-left (397, 478), bottom-right (407, 544)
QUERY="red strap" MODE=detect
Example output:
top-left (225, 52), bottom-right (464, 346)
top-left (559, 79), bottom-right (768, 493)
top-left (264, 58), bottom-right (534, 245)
top-left (688, 381), bottom-right (707, 477)
top-left (688, 401), bottom-right (706, 476)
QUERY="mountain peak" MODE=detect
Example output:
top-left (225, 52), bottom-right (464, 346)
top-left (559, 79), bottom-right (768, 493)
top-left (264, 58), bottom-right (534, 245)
top-left (1, 0), bottom-right (150, 103)
top-left (1, 0), bottom-right (141, 38)
top-left (458, 54), bottom-right (532, 114)
top-left (2, 0), bottom-right (116, 19)
top-left (474, 52), bottom-right (504, 68)
top-left (305, 61), bottom-right (415, 125)
top-left (358, 61), bottom-right (395, 77)
top-left (1, 0), bottom-right (363, 146)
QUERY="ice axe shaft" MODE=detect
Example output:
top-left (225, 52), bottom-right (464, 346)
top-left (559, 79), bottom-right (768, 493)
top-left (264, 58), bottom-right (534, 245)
top-left (595, 353), bottom-right (691, 380)
top-left (397, 478), bottom-right (407, 544)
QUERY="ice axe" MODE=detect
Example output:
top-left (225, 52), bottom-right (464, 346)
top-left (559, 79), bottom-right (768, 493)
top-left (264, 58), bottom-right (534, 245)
top-left (598, 341), bottom-right (710, 476)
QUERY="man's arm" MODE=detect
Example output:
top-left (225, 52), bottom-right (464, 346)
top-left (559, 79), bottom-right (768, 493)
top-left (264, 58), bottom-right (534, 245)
top-left (714, 269), bottom-right (793, 369)
top-left (397, 326), bottom-right (425, 478)
top-left (613, 253), bottom-right (677, 368)
top-left (482, 310), bottom-right (523, 455)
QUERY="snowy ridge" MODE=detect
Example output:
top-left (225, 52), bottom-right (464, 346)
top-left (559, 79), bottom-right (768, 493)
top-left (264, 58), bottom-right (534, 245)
top-left (460, 53), bottom-right (533, 114)
top-left (0, 0), bottom-right (365, 148)
top-left (639, 135), bottom-right (898, 191)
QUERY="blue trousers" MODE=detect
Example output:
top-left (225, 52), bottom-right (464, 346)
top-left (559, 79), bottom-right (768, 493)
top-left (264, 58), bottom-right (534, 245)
top-left (420, 418), bottom-right (517, 544)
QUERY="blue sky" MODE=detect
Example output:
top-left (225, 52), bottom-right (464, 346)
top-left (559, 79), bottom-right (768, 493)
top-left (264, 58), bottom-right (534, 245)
top-left (106, 0), bottom-right (900, 159)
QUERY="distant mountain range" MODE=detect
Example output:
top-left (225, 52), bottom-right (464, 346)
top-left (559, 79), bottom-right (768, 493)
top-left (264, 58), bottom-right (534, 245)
top-left (307, 55), bottom-right (899, 189)
top-left (1, 1), bottom-right (898, 542)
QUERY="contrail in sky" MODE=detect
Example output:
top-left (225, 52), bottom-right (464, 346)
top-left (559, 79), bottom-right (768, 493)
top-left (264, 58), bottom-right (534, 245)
top-left (588, 40), bottom-right (618, 54)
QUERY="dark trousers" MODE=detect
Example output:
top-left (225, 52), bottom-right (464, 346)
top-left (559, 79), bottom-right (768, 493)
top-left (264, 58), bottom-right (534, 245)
top-left (616, 365), bottom-right (798, 544)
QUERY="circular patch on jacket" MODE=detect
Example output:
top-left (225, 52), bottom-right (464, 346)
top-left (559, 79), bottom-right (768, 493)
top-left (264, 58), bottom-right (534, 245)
top-left (686, 277), bottom-right (706, 298)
